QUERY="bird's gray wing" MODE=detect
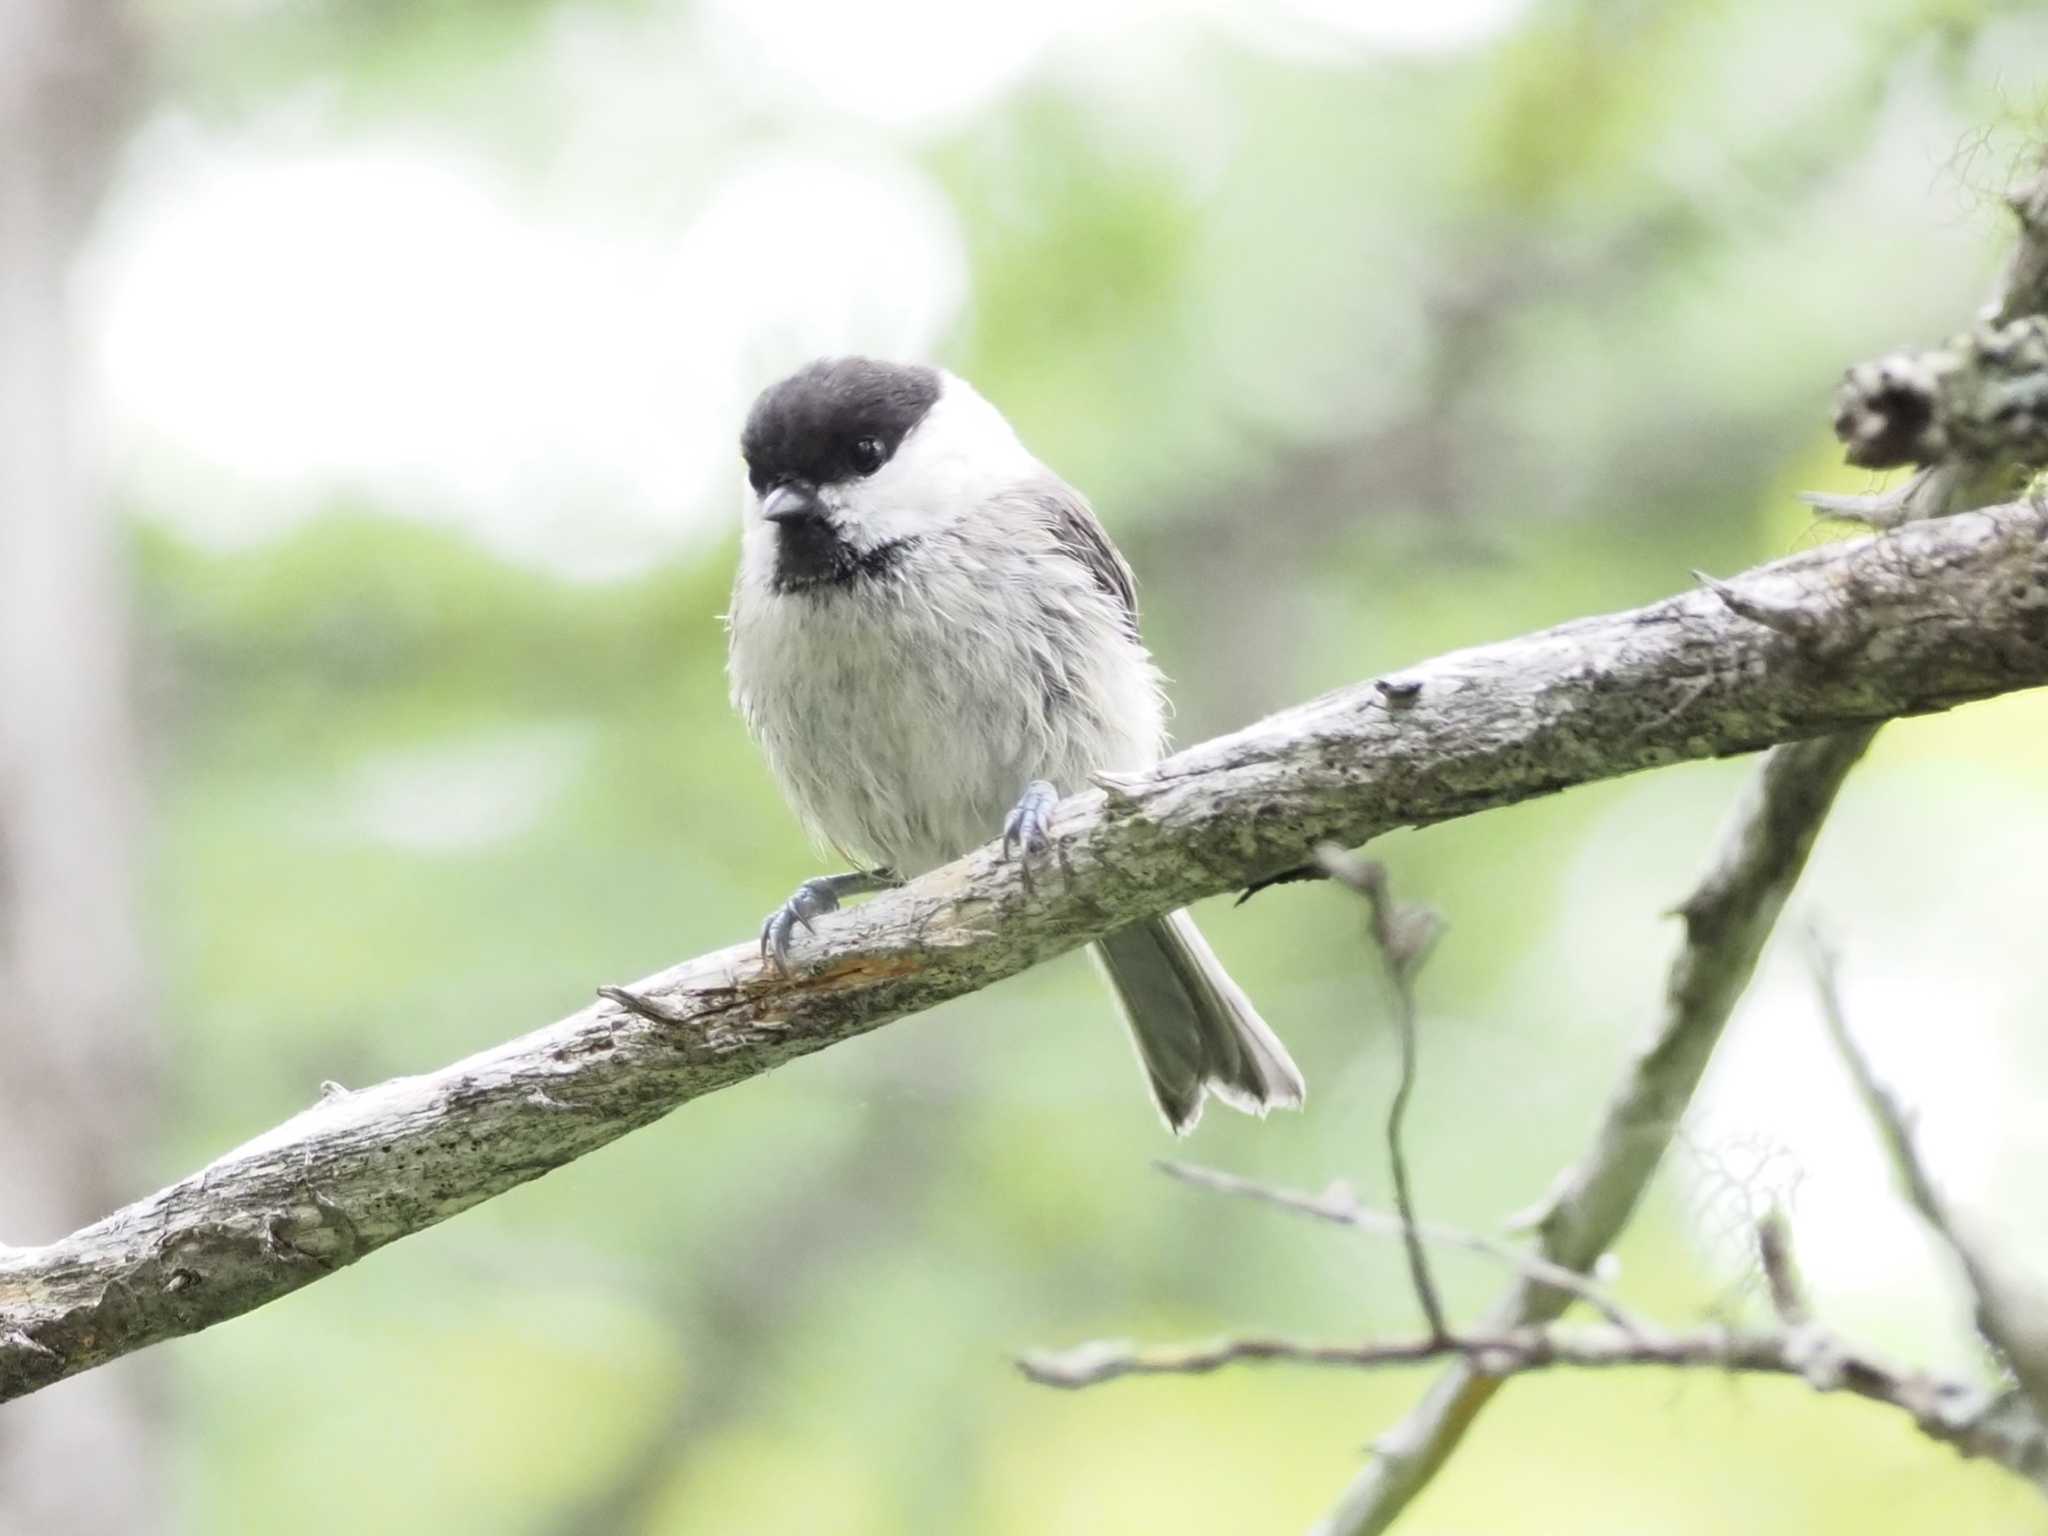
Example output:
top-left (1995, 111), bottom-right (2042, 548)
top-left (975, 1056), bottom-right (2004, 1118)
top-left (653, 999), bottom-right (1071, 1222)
top-left (1028, 479), bottom-right (1140, 638)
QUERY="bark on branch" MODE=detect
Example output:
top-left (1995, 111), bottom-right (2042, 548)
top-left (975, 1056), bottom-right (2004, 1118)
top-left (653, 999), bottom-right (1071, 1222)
top-left (1833, 316), bottom-right (2048, 470)
top-left (1832, 170), bottom-right (2048, 477)
top-left (6, 499), bottom-right (2048, 1403)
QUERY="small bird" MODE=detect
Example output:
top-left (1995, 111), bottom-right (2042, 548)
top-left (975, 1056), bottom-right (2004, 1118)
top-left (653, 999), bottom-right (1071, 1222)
top-left (726, 356), bottom-right (1305, 1133)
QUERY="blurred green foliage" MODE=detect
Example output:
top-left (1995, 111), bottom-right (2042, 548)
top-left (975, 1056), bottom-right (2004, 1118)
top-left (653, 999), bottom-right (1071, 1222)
top-left (96, 0), bottom-right (2048, 1530)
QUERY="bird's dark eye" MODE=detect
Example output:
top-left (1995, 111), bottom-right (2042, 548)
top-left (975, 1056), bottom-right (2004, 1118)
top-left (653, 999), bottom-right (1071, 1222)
top-left (850, 436), bottom-right (886, 475)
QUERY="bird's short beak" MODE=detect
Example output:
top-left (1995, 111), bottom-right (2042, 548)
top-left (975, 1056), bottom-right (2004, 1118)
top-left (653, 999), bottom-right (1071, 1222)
top-left (760, 481), bottom-right (824, 525)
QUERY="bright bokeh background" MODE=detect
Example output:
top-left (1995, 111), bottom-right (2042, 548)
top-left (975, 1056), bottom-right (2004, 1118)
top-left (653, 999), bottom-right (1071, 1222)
top-left (43, 0), bottom-right (2048, 1528)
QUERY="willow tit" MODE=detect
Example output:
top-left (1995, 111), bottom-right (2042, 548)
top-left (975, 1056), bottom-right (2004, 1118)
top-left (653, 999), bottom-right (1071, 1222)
top-left (726, 357), bottom-right (1305, 1133)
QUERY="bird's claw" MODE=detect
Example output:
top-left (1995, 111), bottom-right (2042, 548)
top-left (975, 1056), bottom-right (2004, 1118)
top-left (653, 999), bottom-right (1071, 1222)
top-left (758, 868), bottom-right (899, 975)
top-left (761, 877), bottom-right (844, 975)
top-left (1001, 779), bottom-right (1059, 891)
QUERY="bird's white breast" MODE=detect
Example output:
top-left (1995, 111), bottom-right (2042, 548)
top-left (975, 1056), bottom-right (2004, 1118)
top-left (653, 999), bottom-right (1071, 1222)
top-left (728, 519), bottom-right (1165, 875)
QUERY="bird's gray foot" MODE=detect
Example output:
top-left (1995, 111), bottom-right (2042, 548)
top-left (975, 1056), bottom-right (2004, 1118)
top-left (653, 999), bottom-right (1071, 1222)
top-left (760, 868), bottom-right (898, 975)
top-left (1001, 779), bottom-right (1059, 890)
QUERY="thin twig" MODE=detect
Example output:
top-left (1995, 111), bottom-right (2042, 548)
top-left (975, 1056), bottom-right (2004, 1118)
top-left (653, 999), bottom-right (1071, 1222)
top-left (1808, 935), bottom-right (2048, 1422)
top-left (1756, 1208), bottom-right (1810, 1329)
top-left (1025, 1321), bottom-right (1827, 1389)
top-left (1018, 1319), bottom-right (2047, 1485)
top-left (1315, 730), bottom-right (1875, 1535)
top-left (1805, 936), bottom-right (1952, 1230)
top-left (1382, 958), bottom-right (1441, 1342)
top-left (1798, 486), bottom-right (1917, 528)
top-left (1155, 1161), bottom-right (1644, 1332)
top-left (1316, 847), bottom-right (1448, 1340)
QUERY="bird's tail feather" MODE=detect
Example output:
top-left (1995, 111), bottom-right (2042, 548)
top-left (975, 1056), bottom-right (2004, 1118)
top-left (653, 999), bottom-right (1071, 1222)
top-left (1093, 911), bottom-right (1305, 1134)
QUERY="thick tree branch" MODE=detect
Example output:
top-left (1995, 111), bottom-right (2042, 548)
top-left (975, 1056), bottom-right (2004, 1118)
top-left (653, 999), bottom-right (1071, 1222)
top-left (5, 499), bottom-right (2048, 1403)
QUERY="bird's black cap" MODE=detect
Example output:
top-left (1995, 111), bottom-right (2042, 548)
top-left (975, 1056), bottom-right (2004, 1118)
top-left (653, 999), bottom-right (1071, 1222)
top-left (740, 357), bottom-right (942, 492)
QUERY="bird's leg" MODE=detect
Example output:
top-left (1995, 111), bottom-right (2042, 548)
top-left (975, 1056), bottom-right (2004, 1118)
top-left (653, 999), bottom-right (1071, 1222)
top-left (760, 867), bottom-right (900, 975)
top-left (1001, 779), bottom-right (1059, 891)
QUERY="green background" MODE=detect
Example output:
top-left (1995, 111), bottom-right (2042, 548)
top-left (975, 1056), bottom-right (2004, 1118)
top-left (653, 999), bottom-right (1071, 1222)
top-left (85, 0), bottom-right (2048, 1528)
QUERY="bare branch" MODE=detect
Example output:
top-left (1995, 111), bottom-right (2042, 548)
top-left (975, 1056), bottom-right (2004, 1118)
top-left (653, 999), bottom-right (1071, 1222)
top-left (1017, 1320), bottom-right (2048, 1486)
top-left (1155, 1161), bottom-right (1643, 1332)
top-left (1797, 487), bottom-right (1919, 529)
top-left (1806, 938), bottom-right (1953, 1237)
top-left (5, 500), bottom-right (2048, 1403)
top-left (1318, 152), bottom-right (2048, 1536)
top-left (1318, 728), bottom-right (1877, 1534)
top-left (1317, 849), bottom-right (1448, 1339)
top-left (1808, 939), bottom-right (2048, 1422)
top-left (1756, 1208), bottom-right (1811, 1329)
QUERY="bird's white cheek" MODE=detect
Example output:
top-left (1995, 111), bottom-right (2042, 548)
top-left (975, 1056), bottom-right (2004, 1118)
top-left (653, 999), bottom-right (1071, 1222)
top-left (842, 449), bottom-right (992, 543)
top-left (827, 481), bottom-right (937, 545)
